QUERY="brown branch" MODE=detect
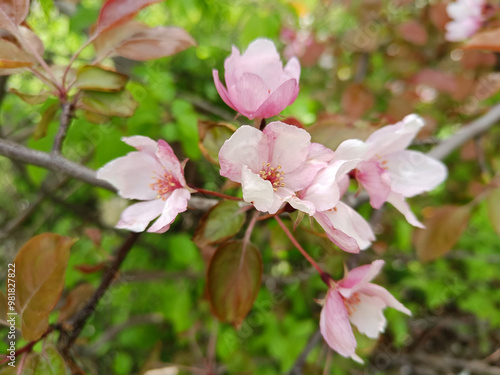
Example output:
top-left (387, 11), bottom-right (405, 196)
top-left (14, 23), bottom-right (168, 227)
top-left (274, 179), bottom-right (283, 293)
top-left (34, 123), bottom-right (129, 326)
top-left (429, 102), bottom-right (500, 160)
top-left (403, 353), bottom-right (500, 375)
top-left (52, 102), bottom-right (75, 154)
top-left (58, 232), bottom-right (141, 353)
top-left (0, 326), bottom-right (56, 365)
top-left (0, 137), bottom-right (115, 190)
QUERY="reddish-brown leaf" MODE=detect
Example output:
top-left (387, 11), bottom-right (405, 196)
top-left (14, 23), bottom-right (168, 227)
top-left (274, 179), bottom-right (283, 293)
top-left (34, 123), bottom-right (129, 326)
top-left (84, 227), bottom-right (102, 247)
top-left (463, 28), bottom-right (500, 51)
top-left (410, 69), bottom-right (457, 94)
top-left (341, 83), bottom-right (374, 119)
top-left (429, 3), bottom-right (450, 31)
top-left (14, 233), bottom-right (75, 341)
top-left (413, 205), bottom-right (471, 262)
top-left (207, 241), bottom-right (262, 327)
top-left (0, 0), bottom-right (29, 26)
top-left (461, 50), bottom-right (496, 70)
top-left (57, 283), bottom-right (95, 323)
top-left (74, 262), bottom-right (107, 274)
top-left (398, 21), bottom-right (428, 46)
top-left (96, 0), bottom-right (163, 35)
top-left (115, 26), bottom-right (196, 61)
top-left (0, 38), bottom-right (33, 71)
top-left (94, 21), bottom-right (195, 61)
top-left (198, 120), bottom-right (236, 165)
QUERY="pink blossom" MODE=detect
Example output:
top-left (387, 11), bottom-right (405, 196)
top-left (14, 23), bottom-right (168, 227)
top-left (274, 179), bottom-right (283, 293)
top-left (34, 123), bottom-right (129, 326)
top-left (314, 202), bottom-right (375, 253)
top-left (320, 260), bottom-right (411, 362)
top-left (213, 38), bottom-right (300, 120)
top-left (218, 121), bottom-right (330, 214)
top-left (96, 136), bottom-right (191, 233)
top-left (445, 0), bottom-right (484, 42)
top-left (354, 114), bottom-right (447, 227)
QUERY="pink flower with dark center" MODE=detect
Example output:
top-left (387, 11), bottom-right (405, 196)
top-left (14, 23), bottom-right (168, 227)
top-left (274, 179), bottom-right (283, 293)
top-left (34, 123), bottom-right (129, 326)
top-left (354, 114), bottom-right (447, 227)
top-left (218, 121), bottom-right (330, 214)
top-left (320, 260), bottom-right (411, 363)
top-left (213, 38), bottom-right (300, 120)
top-left (96, 136), bottom-right (191, 233)
top-left (445, 0), bottom-right (484, 42)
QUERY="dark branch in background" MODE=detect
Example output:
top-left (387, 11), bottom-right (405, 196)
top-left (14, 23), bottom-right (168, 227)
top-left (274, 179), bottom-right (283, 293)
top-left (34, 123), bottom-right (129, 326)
top-left (429, 102), bottom-right (500, 160)
top-left (52, 102), bottom-right (75, 154)
top-left (58, 232), bottom-right (141, 354)
top-left (288, 329), bottom-right (323, 375)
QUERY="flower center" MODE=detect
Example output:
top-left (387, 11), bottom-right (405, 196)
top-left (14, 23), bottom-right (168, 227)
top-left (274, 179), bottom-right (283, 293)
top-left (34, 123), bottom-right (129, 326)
top-left (343, 292), bottom-right (361, 316)
top-left (150, 171), bottom-right (180, 200)
top-left (259, 162), bottom-right (285, 191)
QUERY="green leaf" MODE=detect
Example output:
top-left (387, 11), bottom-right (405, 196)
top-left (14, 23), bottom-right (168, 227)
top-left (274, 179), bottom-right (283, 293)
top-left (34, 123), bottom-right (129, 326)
top-left (74, 65), bottom-right (129, 92)
top-left (207, 240), bottom-right (262, 327)
top-left (198, 120), bottom-right (236, 165)
top-left (79, 90), bottom-right (137, 117)
top-left (34, 103), bottom-right (59, 140)
top-left (194, 200), bottom-right (246, 245)
top-left (24, 346), bottom-right (67, 375)
top-left (9, 89), bottom-right (50, 105)
top-left (14, 233), bottom-right (75, 341)
top-left (487, 187), bottom-right (500, 236)
top-left (413, 205), bottom-right (472, 262)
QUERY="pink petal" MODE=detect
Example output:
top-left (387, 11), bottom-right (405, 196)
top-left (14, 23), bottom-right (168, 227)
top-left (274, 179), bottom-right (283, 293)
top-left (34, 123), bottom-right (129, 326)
top-left (359, 283), bottom-right (412, 316)
top-left (218, 125), bottom-right (268, 182)
top-left (252, 78), bottom-right (298, 119)
top-left (236, 38), bottom-right (283, 91)
top-left (386, 192), bottom-right (425, 228)
top-left (385, 150), bottom-right (447, 198)
top-left (264, 121), bottom-right (311, 173)
top-left (213, 69), bottom-right (237, 112)
top-left (345, 293), bottom-right (387, 339)
top-left (332, 139), bottom-right (369, 162)
top-left (241, 165), bottom-right (277, 213)
top-left (365, 114), bottom-right (425, 158)
top-left (230, 72), bottom-right (270, 118)
top-left (283, 57), bottom-right (301, 82)
top-left (116, 199), bottom-right (165, 232)
top-left (287, 195), bottom-right (317, 215)
top-left (320, 289), bottom-right (362, 363)
top-left (297, 163), bottom-right (344, 213)
top-left (339, 260), bottom-right (385, 290)
top-left (122, 135), bottom-right (158, 157)
top-left (157, 139), bottom-right (186, 186)
top-left (223, 45), bottom-right (242, 89)
top-left (97, 152), bottom-right (163, 200)
top-left (314, 202), bottom-right (375, 253)
top-left (356, 160), bottom-right (392, 209)
top-left (308, 143), bottom-right (335, 163)
top-left (147, 188), bottom-right (190, 233)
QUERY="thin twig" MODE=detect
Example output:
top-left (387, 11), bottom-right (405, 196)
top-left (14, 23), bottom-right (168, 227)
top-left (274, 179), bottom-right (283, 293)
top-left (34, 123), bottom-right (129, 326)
top-left (288, 329), bottom-right (323, 375)
top-left (52, 102), bottom-right (75, 154)
top-left (58, 232), bottom-right (141, 353)
top-left (275, 216), bottom-right (325, 277)
top-left (194, 187), bottom-right (243, 201)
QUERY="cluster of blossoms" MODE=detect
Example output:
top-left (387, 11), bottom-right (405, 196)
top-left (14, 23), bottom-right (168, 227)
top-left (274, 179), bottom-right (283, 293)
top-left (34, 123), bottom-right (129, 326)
top-left (445, 0), bottom-right (485, 42)
top-left (98, 38), bottom-right (447, 362)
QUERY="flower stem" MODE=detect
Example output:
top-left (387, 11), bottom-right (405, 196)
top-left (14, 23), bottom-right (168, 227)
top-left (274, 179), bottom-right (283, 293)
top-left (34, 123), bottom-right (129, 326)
top-left (194, 187), bottom-right (243, 201)
top-left (275, 216), bottom-right (325, 276)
